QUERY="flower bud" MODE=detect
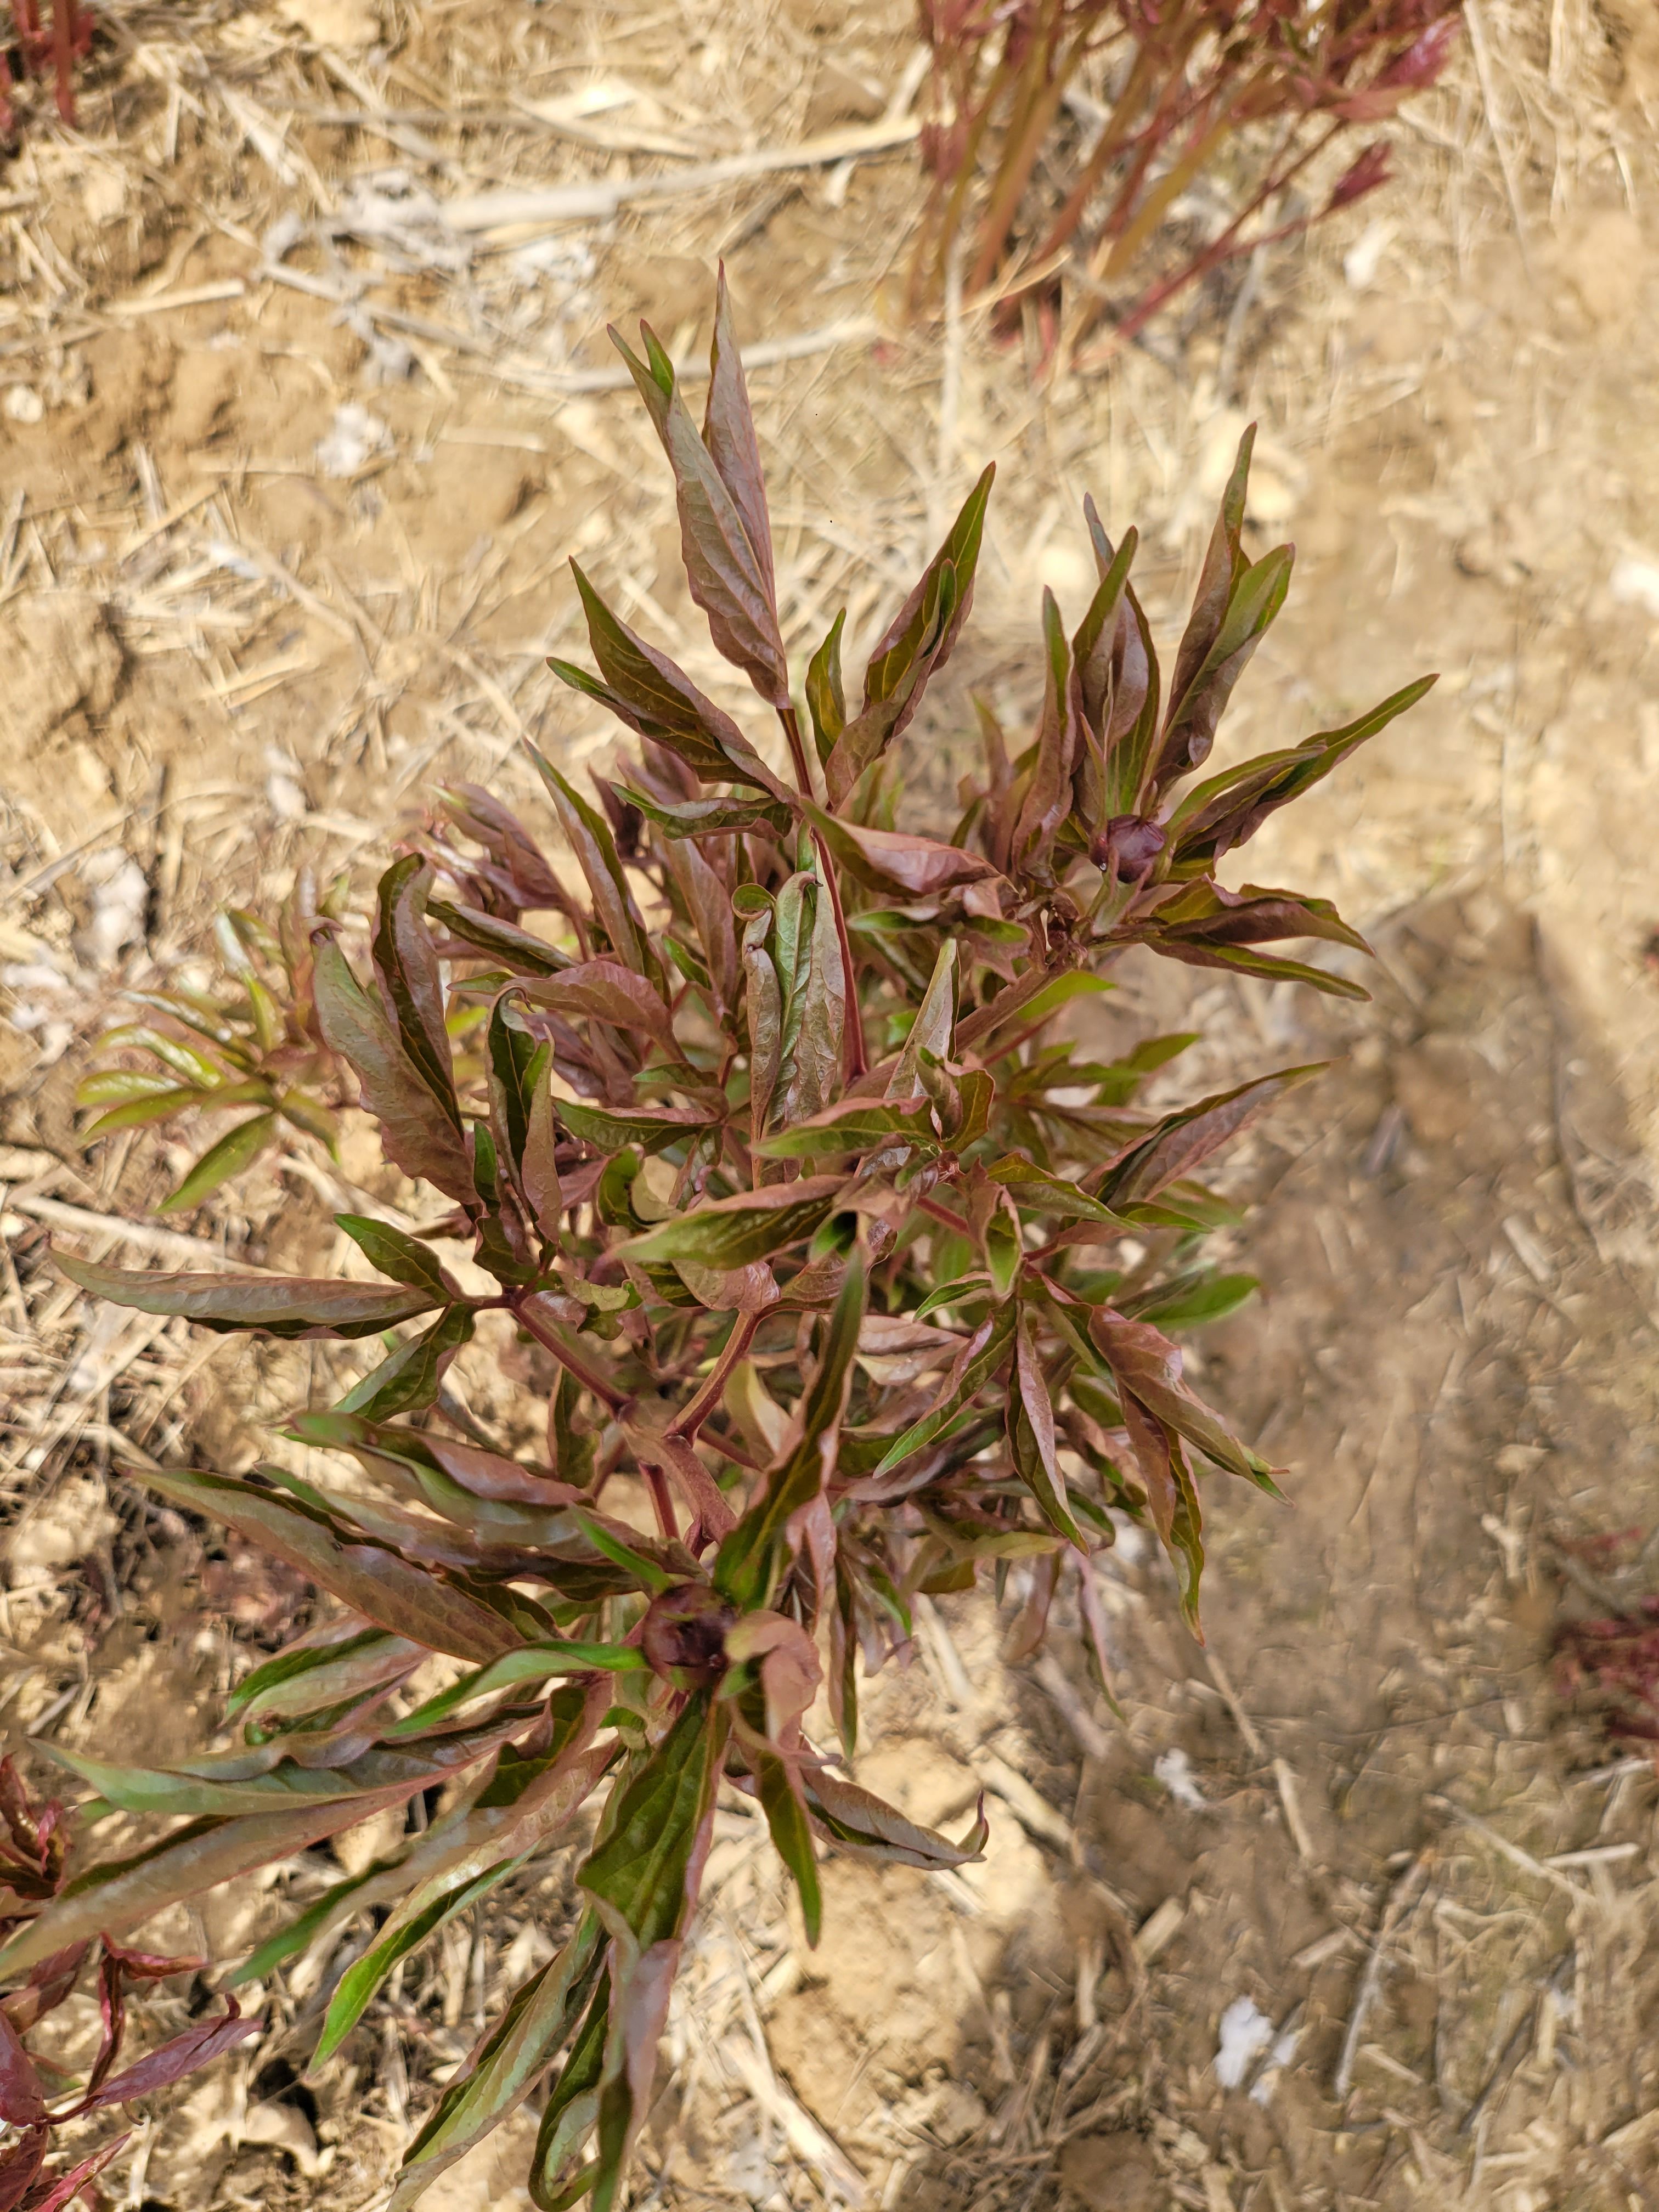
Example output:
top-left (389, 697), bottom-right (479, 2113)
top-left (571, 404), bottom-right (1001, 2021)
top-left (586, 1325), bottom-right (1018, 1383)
top-left (1090, 814), bottom-right (1166, 879)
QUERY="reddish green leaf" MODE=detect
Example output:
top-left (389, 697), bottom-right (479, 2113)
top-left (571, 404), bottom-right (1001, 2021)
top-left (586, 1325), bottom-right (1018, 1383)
top-left (1011, 589), bottom-right (1079, 882)
top-left (313, 931), bottom-right (476, 1204)
top-left (1166, 678), bottom-right (1437, 872)
top-left (1097, 1065), bottom-right (1321, 1209)
top-left (521, 962), bottom-right (670, 1035)
top-left (52, 1249), bottom-right (439, 1340)
top-left (825, 467), bottom-right (994, 805)
top-left (227, 1626), bottom-right (424, 1726)
top-left (427, 898), bottom-right (572, 976)
top-left (612, 321), bottom-right (789, 709)
top-left (617, 1176), bottom-right (847, 1270)
top-left (803, 803), bottom-right (1000, 899)
top-left (558, 1099), bottom-right (720, 1154)
top-left (392, 1917), bottom-right (605, 2212)
top-left (870, 1299), bottom-right (1017, 1479)
top-left (1119, 1393), bottom-right (1205, 1634)
top-left (754, 1098), bottom-right (936, 1160)
top-left (580, 1692), bottom-right (725, 1954)
top-left (131, 1464), bottom-right (521, 1661)
top-left (805, 610), bottom-right (846, 767)
top-left (556, 566), bottom-right (785, 797)
top-left (888, 940), bottom-right (956, 1104)
top-left (0, 2013), bottom-right (47, 2125)
top-left (524, 749), bottom-right (663, 994)
top-left (715, 1247), bottom-right (865, 1607)
top-left (336, 1306), bottom-right (474, 1419)
top-left (620, 787), bottom-right (794, 840)
top-left (1086, 1307), bottom-right (1278, 1491)
top-left (77, 1999), bottom-right (259, 2112)
top-left (1010, 1305), bottom-right (1084, 1548)
top-left (802, 1770), bottom-right (988, 1868)
top-left (373, 855), bottom-right (462, 1129)
top-left (335, 1214), bottom-right (459, 1299)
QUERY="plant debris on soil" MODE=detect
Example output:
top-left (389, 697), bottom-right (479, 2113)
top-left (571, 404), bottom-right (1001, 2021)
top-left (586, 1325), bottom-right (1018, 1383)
top-left (4, 1), bottom-right (1659, 2209)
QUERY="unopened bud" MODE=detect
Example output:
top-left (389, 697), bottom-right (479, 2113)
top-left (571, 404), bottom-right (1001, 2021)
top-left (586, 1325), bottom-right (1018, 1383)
top-left (1090, 814), bottom-right (1166, 879)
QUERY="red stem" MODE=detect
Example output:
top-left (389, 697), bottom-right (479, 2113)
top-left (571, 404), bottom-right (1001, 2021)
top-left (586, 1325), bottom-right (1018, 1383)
top-left (642, 1462), bottom-right (679, 1542)
top-left (512, 1291), bottom-right (630, 1413)
top-left (52, 0), bottom-right (74, 124)
top-left (1109, 120), bottom-right (1341, 345)
top-left (668, 1308), bottom-right (762, 1440)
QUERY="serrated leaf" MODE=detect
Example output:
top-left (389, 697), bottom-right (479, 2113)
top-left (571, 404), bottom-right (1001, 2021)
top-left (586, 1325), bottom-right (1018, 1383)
top-left (52, 1249), bottom-right (440, 1340)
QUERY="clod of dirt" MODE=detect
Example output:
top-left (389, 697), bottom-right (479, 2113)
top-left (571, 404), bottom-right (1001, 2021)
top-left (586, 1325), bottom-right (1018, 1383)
top-left (1390, 1035), bottom-right (1494, 1149)
top-left (5, 1476), bottom-right (118, 1588)
top-left (168, 348), bottom-right (241, 448)
top-left (804, 56), bottom-right (886, 130)
top-left (1561, 208), bottom-right (1647, 328)
top-left (72, 847), bottom-right (149, 969)
top-left (853, 1737), bottom-right (978, 1829)
top-left (1057, 2131), bottom-right (1161, 2212)
top-left (0, 592), bottom-right (122, 752)
top-left (275, 0), bottom-right (380, 46)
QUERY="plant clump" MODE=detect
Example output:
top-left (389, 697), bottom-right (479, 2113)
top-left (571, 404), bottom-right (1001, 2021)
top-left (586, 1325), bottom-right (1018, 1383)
top-left (912, 0), bottom-right (1462, 353)
top-left (76, 876), bottom-right (348, 1214)
top-left (9, 276), bottom-right (1434, 2212)
top-left (1, 0), bottom-right (91, 139)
